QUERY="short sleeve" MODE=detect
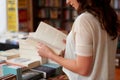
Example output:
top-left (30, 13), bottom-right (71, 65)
top-left (74, 13), bottom-right (93, 56)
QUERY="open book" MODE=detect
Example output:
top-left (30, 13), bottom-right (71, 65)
top-left (26, 21), bottom-right (67, 55)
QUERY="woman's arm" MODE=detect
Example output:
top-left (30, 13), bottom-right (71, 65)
top-left (50, 52), bottom-right (93, 76)
top-left (37, 42), bottom-right (93, 76)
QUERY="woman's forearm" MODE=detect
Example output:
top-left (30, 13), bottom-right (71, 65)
top-left (49, 52), bottom-right (92, 76)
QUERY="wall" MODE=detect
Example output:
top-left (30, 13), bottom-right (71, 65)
top-left (0, 0), bottom-right (7, 35)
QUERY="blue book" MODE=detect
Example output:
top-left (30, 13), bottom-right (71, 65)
top-left (2, 64), bottom-right (22, 80)
top-left (42, 63), bottom-right (62, 75)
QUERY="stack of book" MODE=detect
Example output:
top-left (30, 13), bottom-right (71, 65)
top-left (6, 57), bottom-right (40, 69)
top-left (2, 64), bottom-right (45, 80)
top-left (1, 63), bottom-right (63, 80)
top-left (0, 49), bottom-right (20, 60)
top-left (31, 63), bottom-right (62, 79)
top-left (0, 22), bottom-right (65, 79)
top-left (2, 64), bottom-right (23, 80)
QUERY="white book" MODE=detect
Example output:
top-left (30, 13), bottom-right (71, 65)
top-left (6, 57), bottom-right (40, 69)
top-left (0, 49), bottom-right (20, 60)
top-left (26, 21), bottom-right (67, 55)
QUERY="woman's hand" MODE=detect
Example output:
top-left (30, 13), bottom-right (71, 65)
top-left (37, 42), bottom-right (56, 59)
top-left (37, 39), bottom-right (66, 59)
top-left (58, 39), bottom-right (66, 57)
top-left (59, 49), bottom-right (65, 57)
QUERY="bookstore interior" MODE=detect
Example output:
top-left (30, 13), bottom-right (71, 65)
top-left (0, 0), bottom-right (120, 80)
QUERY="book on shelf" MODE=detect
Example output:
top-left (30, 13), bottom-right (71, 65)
top-left (50, 9), bottom-right (58, 19)
top-left (26, 21), bottom-right (67, 55)
top-left (0, 49), bottom-right (20, 60)
top-left (6, 57), bottom-right (40, 69)
top-left (38, 0), bottom-right (45, 6)
top-left (38, 0), bottom-right (61, 7)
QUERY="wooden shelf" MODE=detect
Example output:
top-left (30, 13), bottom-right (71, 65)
top-left (32, 0), bottom-right (77, 32)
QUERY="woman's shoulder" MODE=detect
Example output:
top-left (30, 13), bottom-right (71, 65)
top-left (77, 11), bottom-right (95, 20)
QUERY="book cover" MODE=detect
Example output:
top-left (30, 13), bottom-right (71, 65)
top-left (2, 64), bottom-right (22, 80)
top-left (31, 65), bottom-right (56, 78)
top-left (42, 63), bottom-right (62, 75)
top-left (26, 21), bottom-right (67, 55)
top-left (6, 57), bottom-right (40, 69)
top-left (22, 69), bottom-right (43, 80)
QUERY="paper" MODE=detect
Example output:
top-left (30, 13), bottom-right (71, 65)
top-left (26, 21), bottom-right (67, 55)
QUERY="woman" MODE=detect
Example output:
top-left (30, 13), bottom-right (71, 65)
top-left (37, 0), bottom-right (120, 80)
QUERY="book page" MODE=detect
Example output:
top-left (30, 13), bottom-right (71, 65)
top-left (26, 21), bottom-right (67, 55)
top-left (26, 37), bottom-right (62, 54)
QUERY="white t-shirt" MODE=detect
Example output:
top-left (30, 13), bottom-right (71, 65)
top-left (63, 11), bottom-right (118, 80)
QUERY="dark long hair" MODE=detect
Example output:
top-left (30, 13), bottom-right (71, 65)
top-left (77, 0), bottom-right (120, 40)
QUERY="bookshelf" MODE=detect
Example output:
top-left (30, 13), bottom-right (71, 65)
top-left (32, 0), bottom-right (78, 32)
top-left (18, 0), bottom-right (33, 32)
